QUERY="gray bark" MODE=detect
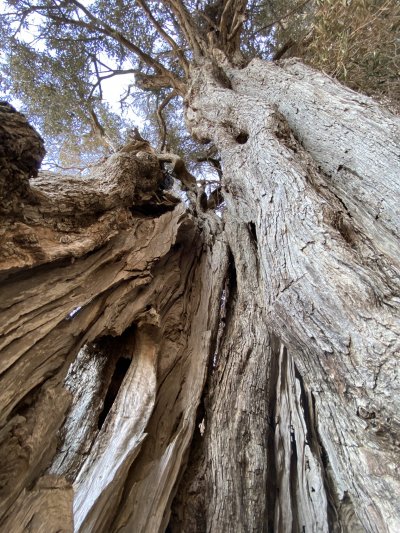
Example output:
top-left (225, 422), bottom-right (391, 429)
top-left (174, 57), bottom-right (400, 532)
top-left (0, 54), bottom-right (399, 533)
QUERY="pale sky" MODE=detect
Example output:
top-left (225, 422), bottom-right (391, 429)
top-left (0, 0), bottom-right (144, 127)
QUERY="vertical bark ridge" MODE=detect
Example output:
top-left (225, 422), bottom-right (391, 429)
top-left (0, 106), bottom-right (229, 532)
top-left (184, 60), bottom-right (400, 531)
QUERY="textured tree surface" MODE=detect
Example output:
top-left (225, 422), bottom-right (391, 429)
top-left (0, 56), bottom-right (399, 533)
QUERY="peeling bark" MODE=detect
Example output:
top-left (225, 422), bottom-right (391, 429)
top-left (0, 103), bottom-right (227, 532)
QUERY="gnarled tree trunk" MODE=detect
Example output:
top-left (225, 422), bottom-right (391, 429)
top-left (172, 57), bottom-right (399, 533)
top-left (0, 56), bottom-right (399, 533)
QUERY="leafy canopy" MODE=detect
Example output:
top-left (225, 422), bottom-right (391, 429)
top-left (0, 1), bottom-right (298, 167)
top-left (2, 0), bottom-right (395, 171)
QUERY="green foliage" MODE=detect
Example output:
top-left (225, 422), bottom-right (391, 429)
top-left (4, 41), bottom-right (88, 134)
top-left (304, 0), bottom-right (400, 105)
top-left (0, 0), bottom-right (165, 168)
top-left (0, 1), bottom-right (276, 171)
top-left (0, 0), bottom-right (397, 173)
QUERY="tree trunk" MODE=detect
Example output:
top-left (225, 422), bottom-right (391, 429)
top-left (173, 57), bottom-right (399, 533)
top-left (0, 55), bottom-right (399, 533)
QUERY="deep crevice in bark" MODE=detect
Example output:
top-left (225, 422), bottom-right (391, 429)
top-left (248, 221), bottom-right (258, 244)
top-left (289, 416), bottom-right (300, 532)
top-left (97, 356), bottom-right (132, 430)
top-left (293, 363), bottom-right (341, 531)
top-left (226, 248), bottom-right (237, 293)
top-left (265, 334), bottom-right (281, 533)
top-left (210, 247), bottom-right (238, 371)
top-left (330, 212), bottom-right (357, 246)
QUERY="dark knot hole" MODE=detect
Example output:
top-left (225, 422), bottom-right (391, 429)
top-left (235, 132), bottom-right (249, 144)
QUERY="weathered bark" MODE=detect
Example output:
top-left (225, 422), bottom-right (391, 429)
top-left (171, 57), bottom-right (400, 532)
top-left (0, 103), bottom-right (227, 532)
top-left (0, 55), bottom-right (399, 533)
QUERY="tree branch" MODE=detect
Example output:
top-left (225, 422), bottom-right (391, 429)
top-left (87, 105), bottom-right (117, 152)
top-left (156, 90), bottom-right (178, 151)
top-left (163, 0), bottom-right (206, 58)
top-left (157, 152), bottom-right (197, 192)
top-left (220, 0), bottom-right (236, 36)
top-left (91, 57), bottom-right (103, 100)
top-left (135, 0), bottom-right (190, 77)
top-left (88, 68), bottom-right (137, 99)
top-left (197, 155), bottom-right (223, 179)
top-left (218, 0), bottom-right (248, 57)
top-left (34, 0), bottom-right (184, 92)
top-left (228, 11), bottom-right (247, 41)
top-left (134, 72), bottom-right (185, 94)
top-left (67, 0), bottom-right (171, 73)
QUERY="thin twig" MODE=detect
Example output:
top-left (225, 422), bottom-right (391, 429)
top-left (88, 68), bottom-right (136, 99)
top-left (163, 0), bottom-right (206, 58)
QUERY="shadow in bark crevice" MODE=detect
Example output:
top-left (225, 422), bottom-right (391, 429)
top-left (91, 327), bottom-right (137, 431)
top-left (265, 333), bottom-right (281, 532)
top-left (49, 325), bottom-right (138, 482)
top-left (8, 381), bottom-right (44, 421)
top-left (211, 249), bottom-right (237, 370)
top-left (130, 202), bottom-right (177, 217)
top-left (0, 255), bottom-right (72, 285)
top-left (97, 355), bottom-right (132, 430)
top-left (331, 211), bottom-right (357, 246)
top-left (248, 221), bottom-right (258, 244)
